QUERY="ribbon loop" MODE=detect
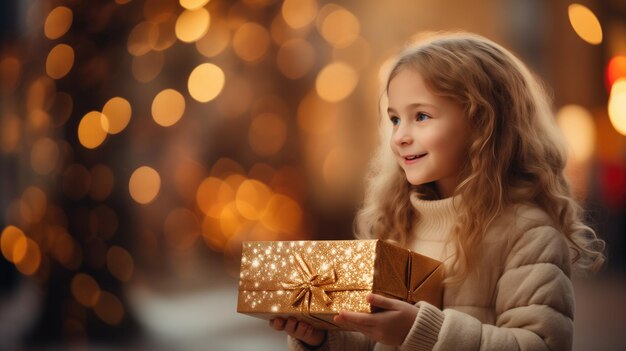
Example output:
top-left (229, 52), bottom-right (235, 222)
top-left (281, 253), bottom-right (337, 313)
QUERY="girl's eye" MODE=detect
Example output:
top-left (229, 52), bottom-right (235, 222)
top-left (390, 116), bottom-right (400, 126)
top-left (416, 112), bottom-right (430, 122)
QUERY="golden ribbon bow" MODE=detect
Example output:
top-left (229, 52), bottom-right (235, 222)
top-left (281, 253), bottom-right (336, 313)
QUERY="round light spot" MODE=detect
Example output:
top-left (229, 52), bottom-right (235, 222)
top-left (188, 63), bottom-right (225, 102)
top-left (608, 79), bottom-right (626, 136)
top-left (71, 273), bottom-right (101, 307)
top-left (175, 8), bottom-right (210, 43)
top-left (94, 291), bottom-right (124, 325)
top-left (1, 226), bottom-right (27, 263)
top-left (568, 4), bottom-right (602, 45)
top-left (276, 39), bottom-right (315, 79)
top-left (44, 6), bottom-right (73, 40)
top-left (281, 0), bottom-right (317, 29)
top-left (315, 62), bottom-right (358, 102)
top-left (152, 89), bottom-right (185, 126)
top-left (129, 166), bottom-right (161, 204)
top-left (232, 23), bottom-right (270, 62)
top-left (127, 21), bottom-right (159, 56)
top-left (180, 0), bottom-right (209, 10)
top-left (78, 111), bottom-right (108, 149)
top-left (106, 246), bottom-right (134, 282)
top-left (319, 7), bottom-right (359, 48)
top-left (248, 113), bottom-right (287, 156)
top-left (195, 19), bottom-right (230, 57)
top-left (46, 44), bottom-right (74, 79)
top-left (102, 97), bottom-right (132, 134)
top-left (556, 105), bottom-right (596, 162)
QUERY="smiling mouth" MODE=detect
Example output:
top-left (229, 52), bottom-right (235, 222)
top-left (404, 153), bottom-right (428, 161)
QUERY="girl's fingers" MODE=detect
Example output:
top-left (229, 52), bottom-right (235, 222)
top-left (335, 311), bottom-right (376, 327)
top-left (367, 293), bottom-right (399, 310)
top-left (285, 317), bottom-right (299, 334)
top-left (270, 318), bottom-right (286, 331)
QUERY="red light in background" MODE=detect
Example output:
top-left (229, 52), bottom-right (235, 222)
top-left (606, 56), bottom-right (626, 91)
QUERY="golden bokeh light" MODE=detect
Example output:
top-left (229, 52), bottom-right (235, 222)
top-left (319, 7), bottom-right (359, 48)
top-left (164, 208), bottom-right (200, 250)
top-left (333, 36), bottom-right (371, 71)
top-left (219, 202), bottom-right (246, 240)
top-left (556, 105), bottom-right (596, 162)
top-left (210, 157), bottom-right (245, 177)
top-left (276, 38), bottom-right (315, 79)
top-left (270, 13), bottom-right (311, 45)
top-left (232, 23), bottom-right (271, 62)
top-left (607, 56), bottom-right (626, 88)
top-left (27, 109), bottom-right (51, 133)
top-left (1, 226), bottom-right (27, 263)
top-left (106, 246), bottom-right (134, 282)
top-left (132, 51), bottom-right (165, 83)
top-left (609, 78), bottom-right (626, 136)
top-left (129, 166), bottom-right (161, 204)
top-left (175, 8), bottom-right (210, 43)
top-left (62, 164), bottom-right (91, 200)
top-left (127, 21), bottom-right (159, 56)
top-left (78, 111), bottom-right (108, 149)
top-left (180, 0), bottom-right (209, 10)
top-left (152, 89), bottom-right (186, 126)
top-left (196, 177), bottom-right (234, 217)
top-left (260, 194), bottom-right (302, 234)
top-left (70, 273), bottom-right (101, 307)
top-left (568, 4), bottom-right (603, 45)
top-left (26, 76), bottom-right (56, 112)
top-left (0, 56), bottom-right (21, 94)
top-left (1, 114), bottom-right (21, 153)
top-left (102, 97), bottom-right (132, 134)
top-left (297, 91), bottom-right (339, 134)
top-left (46, 44), bottom-right (74, 79)
top-left (188, 63), bottom-right (225, 102)
top-left (235, 179), bottom-right (271, 220)
top-left (94, 291), bottom-right (124, 325)
top-left (195, 18), bottom-right (230, 57)
top-left (14, 238), bottom-right (41, 275)
top-left (315, 62), bottom-right (358, 102)
top-left (89, 164), bottom-right (115, 201)
top-left (22, 186), bottom-right (48, 224)
top-left (31, 137), bottom-right (59, 175)
top-left (248, 113), bottom-right (287, 156)
top-left (281, 0), bottom-right (318, 29)
top-left (153, 16), bottom-right (177, 51)
top-left (44, 6), bottom-right (73, 40)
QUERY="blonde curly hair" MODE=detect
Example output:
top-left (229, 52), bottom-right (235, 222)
top-left (355, 32), bottom-right (605, 284)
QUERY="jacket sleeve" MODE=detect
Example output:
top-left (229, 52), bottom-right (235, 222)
top-left (288, 331), bottom-right (375, 351)
top-left (400, 225), bottom-right (574, 351)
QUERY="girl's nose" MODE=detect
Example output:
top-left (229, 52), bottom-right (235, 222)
top-left (393, 127), bottom-right (412, 146)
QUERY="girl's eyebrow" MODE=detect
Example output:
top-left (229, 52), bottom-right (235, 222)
top-left (387, 102), bottom-right (438, 114)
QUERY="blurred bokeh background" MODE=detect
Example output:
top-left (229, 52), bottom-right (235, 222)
top-left (1, 0), bottom-right (625, 350)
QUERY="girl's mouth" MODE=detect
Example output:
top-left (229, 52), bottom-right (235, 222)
top-left (404, 153), bottom-right (427, 164)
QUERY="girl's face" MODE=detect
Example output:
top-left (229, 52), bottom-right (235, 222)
top-left (387, 68), bottom-right (471, 198)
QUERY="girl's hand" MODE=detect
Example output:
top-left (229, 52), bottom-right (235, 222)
top-left (270, 317), bottom-right (327, 348)
top-left (333, 293), bottom-right (419, 346)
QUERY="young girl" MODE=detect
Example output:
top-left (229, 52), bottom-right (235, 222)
top-left (270, 32), bottom-right (605, 350)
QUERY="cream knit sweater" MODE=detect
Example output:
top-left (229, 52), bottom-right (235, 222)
top-left (288, 193), bottom-right (574, 350)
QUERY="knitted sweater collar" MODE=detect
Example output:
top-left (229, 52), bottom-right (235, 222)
top-left (409, 192), bottom-right (461, 241)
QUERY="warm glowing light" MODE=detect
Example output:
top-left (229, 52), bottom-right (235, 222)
top-left (152, 89), bottom-right (185, 126)
top-left (26, 77), bottom-right (55, 112)
top-left (568, 4), bottom-right (603, 45)
top-left (232, 23), bottom-right (271, 62)
top-left (127, 22), bottom-right (159, 56)
top-left (248, 113), bottom-right (287, 156)
top-left (14, 238), bottom-right (41, 275)
top-left (153, 16), bottom-right (177, 51)
top-left (106, 246), bottom-right (134, 282)
top-left (196, 177), bottom-right (234, 217)
top-left (94, 291), bottom-right (124, 325)
top-left (188, 63), bottom-right (225, 102)
top-left (102, 97), bottom-right (132, 134)
top-left (608, 79), bottom-right (626, 136)
top-left (89, 164), bottom-right (115, 201)
top-left (281, 0), bottom-right (317, 29)
top-left (78, 111), bottom-right (108, 149)
top-left (1, 226), bottom-right (27, 263)
top-left (556, 105), bottom-right (596, 162)
top-left (31, 138), bottom-right (59, 175)
top-left (175, 8), bottom-right (210, 43)
top-left (164, 208), bottom-right (200, 250)
top-left (319, 7), bottom-right (359, 48)
top-left (132, 51), bottom-right (164, 83)
top-left (44, 6), bottom-right (73, 40)
top-left (277, 39), bottom-right (315, 79)
top-left (27, 109), bottom-right (51, 133)
top-left (219, 202), bottom-right (245, 239)
top-left (46, 44), bottom-right (74, 79)
top-left (195, 19), bottom-right (230, 57)
top-left (236, 179), bottom-right (271, 220)
top-left (180, 0), bottom-right (209, 10)
top-left (607, 56), bottom-right (626, 88)
top-left (71, 273), bottom-right (101, 307)
top-left (315, 62), bottom-right (358, 102)
top-left (260, 194), bottom-right (302, 233)
top-left (297, 91), bottom-right (339, 134)
top-left (129, 166), bottom-right (161, 204)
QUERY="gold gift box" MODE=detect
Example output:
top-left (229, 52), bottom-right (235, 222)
top-left (236, 239), bottom-right (443, 330)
